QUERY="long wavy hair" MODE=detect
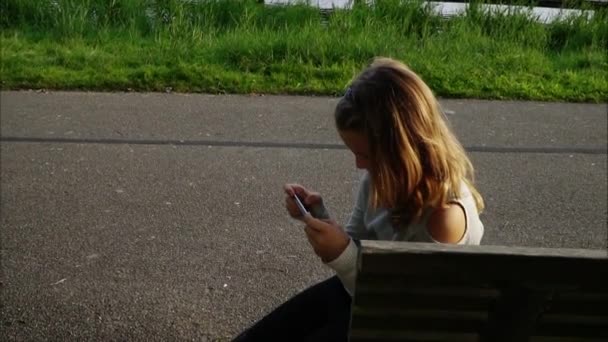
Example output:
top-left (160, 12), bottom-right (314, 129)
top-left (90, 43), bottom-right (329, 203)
top-left (335, 57), bottom-right (484, 228)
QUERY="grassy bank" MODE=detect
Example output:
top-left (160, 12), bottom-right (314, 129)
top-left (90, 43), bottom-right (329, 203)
top-left (1, 0), bottom-right (607, 101)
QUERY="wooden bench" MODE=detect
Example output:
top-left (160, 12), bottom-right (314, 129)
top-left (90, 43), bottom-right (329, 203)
top-left (349, 241), bottom-right (608, 342)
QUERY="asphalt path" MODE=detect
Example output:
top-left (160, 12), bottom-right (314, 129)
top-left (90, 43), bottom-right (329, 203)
top-left (1, 91), bottom-right (606, 341)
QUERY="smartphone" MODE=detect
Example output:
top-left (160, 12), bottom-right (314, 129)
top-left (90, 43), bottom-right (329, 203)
top-left (293, 194), bottom-right (309, 216)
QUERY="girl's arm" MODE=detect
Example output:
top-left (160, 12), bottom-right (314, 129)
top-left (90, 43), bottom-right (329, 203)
top-left (326, 173), bottom-right (373, 295)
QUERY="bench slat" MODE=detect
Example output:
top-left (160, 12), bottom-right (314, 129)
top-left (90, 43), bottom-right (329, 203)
top-left (360, 241), bottom-right (607, 259)
top-left (349, 330), bottom-right (478, 342)
top-left (534, 321), bottom-right (608, 338)
top-left (355, 275), bottom-right (499, 295)
top-left (350, 312), bottom-right (486, 332)
top-left (355, 293), bottom-right (496, 312)
top-left (530, 337), bottom-right (608, 342)
top-left (355, 278), bottom-right (608, 316)
top-left (547, 294), bottom-right (608, 316)
top-left (358, 254), bottom-right (606, 287)
top-left (540, 314), bottom-right (608, 326)
top-left (351, 241), bottom-right (608, 341)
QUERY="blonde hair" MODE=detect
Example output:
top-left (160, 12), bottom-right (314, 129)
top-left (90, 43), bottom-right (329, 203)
top-left (335, 57), bottom-right (484, 228)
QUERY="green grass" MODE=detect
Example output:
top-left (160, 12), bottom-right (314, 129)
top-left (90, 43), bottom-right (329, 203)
top-left (1, 0), bottom-right (607, 101)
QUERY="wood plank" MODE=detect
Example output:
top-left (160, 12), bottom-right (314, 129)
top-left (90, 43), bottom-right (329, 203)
top-left (351, 308), bottom-right (488, 321)
top-left (351, 241), bottom-right (608, 339)
top-left (355, 277), bottom-right (608, 315)
top-left (547, 295), bottom-right (608, 316)
top-left (355, 274), bottom-right (605, 296)
top-left (552, 292), bottom-right (608, 301)
top-left (349, 329), bottom-right (478, 342)
top-left (354, 277), bottom-right (499, 296)
top-left (546, 304), bottom-right (608, 316)
top-left (354, 292), bottom-right (496, 312)
top-left (358, 251), bottom-right (607, 275)
top-left (530, 337), bottom-right (608, 342)
top-left (534, 322), bottom-right (608, 338)
top-left (360, 241), bottom-right (607, 259)
top-left (349, 312), bottom-right (486, 333)
top-left (540, 314), bottom-right (608, 326)
top-left (357, 241), bottom-right (607, 283)
top-left (357, 255), bottom-right (607, 286)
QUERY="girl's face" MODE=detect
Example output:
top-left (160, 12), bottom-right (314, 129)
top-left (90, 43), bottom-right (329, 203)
top-left (339, 130), bottom-right (371, 171)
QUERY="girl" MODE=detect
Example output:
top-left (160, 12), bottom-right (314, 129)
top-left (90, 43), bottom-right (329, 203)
top-left (234, 57), bottom-right (484, 341)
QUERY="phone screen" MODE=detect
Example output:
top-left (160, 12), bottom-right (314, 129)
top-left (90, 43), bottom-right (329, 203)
top-left (293, 195), bottom-right (309, 216)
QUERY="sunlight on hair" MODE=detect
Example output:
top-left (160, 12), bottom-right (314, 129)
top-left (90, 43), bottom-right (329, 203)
top-left (335, 57), bottom-right (484, 229)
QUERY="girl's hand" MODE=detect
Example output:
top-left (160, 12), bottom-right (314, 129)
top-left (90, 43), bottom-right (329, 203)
top-left (302, 215), bottom-right (350, 263)
top-left (283, 184), bottom-right (323, 219)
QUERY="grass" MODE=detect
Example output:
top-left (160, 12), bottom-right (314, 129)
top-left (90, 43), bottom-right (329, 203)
top-left (1, 0), bottom-right (607, 102)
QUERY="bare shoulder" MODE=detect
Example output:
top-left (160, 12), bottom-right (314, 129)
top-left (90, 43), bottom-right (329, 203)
top-left (427, 203), bottom-right (466, 243)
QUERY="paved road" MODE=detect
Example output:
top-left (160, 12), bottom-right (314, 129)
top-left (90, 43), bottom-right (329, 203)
top-left (1, 91), bottom-right (606, 341)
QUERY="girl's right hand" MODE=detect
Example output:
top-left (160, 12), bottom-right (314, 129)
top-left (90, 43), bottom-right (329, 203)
top-left (284, 184), bottom-right (323, 219)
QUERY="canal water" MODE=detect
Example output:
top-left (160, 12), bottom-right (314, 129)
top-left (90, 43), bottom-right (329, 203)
top-left (265, 0), bottom-right (597, 23)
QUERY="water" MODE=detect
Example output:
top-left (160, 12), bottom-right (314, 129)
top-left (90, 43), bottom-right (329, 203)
top-left (43, 0), bottom-right (598, 24)
top-left (265, 0), bottom-right (596, 23)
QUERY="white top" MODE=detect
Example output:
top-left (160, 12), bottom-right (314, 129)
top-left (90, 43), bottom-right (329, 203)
top-left (322, 172), bottom-right (484, 295)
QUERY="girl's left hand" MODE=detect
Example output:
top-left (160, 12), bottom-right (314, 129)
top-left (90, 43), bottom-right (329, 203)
top-left (302, 215), bottom-right (350, 263)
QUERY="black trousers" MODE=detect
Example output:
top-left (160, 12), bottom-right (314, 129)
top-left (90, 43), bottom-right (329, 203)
top-left (233, 276), bottom-right (352, 342)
